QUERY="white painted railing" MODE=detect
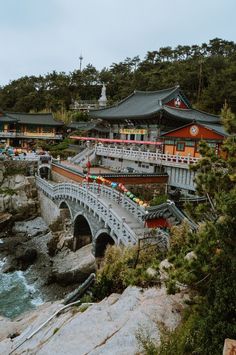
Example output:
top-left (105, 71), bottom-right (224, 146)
top-left (0, 131), bottom-right (62, 139)
top-left (88, 182), bottom-right (145, 222)
top-left (95, 145), bottom-right (199, 166)
top-left (36, 176), bottom-right (145, 246)
top-left (70, 147), bottom-right (92, 163)
top-left (0, 131), bottom-right (16, 137)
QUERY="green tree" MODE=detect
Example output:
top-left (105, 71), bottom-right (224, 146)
top-left (162, 107), bottom-right (236, 355)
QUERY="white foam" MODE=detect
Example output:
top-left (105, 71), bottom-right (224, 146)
top-left (16, 271), bottom-right (44, 306)
top-left (31, 296), bottom-right (44, 307)
top-left (0, 257), bottom-right (7, 270)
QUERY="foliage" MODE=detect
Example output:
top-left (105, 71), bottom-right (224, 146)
top-left (43, 138), bottom-right (74, 159)
top-left (0, 38), bottom-right (236, 117)
top-left (0, 187), bottom-right (16, 195)
top-left (136, 327), bottom-right (159, 355)
top-left (70, 111), bottom-right (89, 122)
top-left (4, 165), bottom-right (28, 176)
top-left (221, 101), bottom-right (236, 133)
top-left (136, 105), bottom-right (236, 355)
top-left (154, 107), bottom-right (236, 354)
top-left (149, 194), bottom-right (167, 206)
top-left (92, 245), bottom-right (161, 300)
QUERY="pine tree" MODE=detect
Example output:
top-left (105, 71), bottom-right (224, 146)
top-left (164, 105), bottom-right (236, 354)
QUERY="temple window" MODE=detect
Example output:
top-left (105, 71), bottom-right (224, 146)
top-left (176, 142), bottom-right (185, 151)
top-left (164, 139), bottom-right (175, 145)
top-left (185, 141), bottom-right (195, 147)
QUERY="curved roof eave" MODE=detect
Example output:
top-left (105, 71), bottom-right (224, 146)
top-left (95, 110), bottom-right (162, 121)
top-left (163, 106), bottom-right (220, 123)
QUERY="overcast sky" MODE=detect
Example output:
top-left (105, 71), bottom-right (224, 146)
top-left (0, 0), bottom-right (235, 86)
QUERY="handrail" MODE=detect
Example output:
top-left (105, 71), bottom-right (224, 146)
top-left (95, 145), bottom-right (199, 166)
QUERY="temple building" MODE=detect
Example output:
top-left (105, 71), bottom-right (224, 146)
top-left (0, 111), bottom-right (64, 148)
top-left (85, 85), bottom-right (228, 156)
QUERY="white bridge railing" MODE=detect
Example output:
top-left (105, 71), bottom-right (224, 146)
top-left (36, 176), bottom-right (146, 246)
top-left (95, 145), bottom-right (199, 167)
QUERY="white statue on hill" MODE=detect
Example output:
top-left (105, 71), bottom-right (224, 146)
top-left (98, 83), bottom-right (107, 107)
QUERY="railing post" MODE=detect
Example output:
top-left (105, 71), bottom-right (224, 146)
top-left (187, 153), bottom-right (191, 164)
top-left (105, 203), bottom-right (112, 228)
top-left (94, 194), bottom-right (98, 216)
top-left (176, 154), bottom-right (179, 163)
top-left (119, 217), bottom-right (126, 244)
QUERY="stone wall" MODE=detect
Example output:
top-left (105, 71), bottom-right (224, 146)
top-left (52, 165), bottom-right (84, 183)
top-left (51, 170), bottom-right (81, 184)
top-left (38, 190), bottom-right (61, 228)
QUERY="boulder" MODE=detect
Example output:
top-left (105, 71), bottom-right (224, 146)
top-left (184, 251), bottom-right (197, 261)
top-left (0, 212), bottom-right (13, 230)
top-left (15, 248), bottom-right (38, 270)
top-left (159, 259), bottom-right (173, 281)
top-left (12, 217), bottom-right (49, 238)
top-left (52, 244), bottom-right (96, 285)
top-left (0, 174), bottom-right (39, 219)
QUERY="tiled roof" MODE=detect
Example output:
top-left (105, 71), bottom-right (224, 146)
top-left (202, 123), bottom-right (229, 136)
top-left (68, 121), bottom-right (110, 132)
top-left (163, 106), bottom-right (220, 124)
top-left (161, 121), bottom-right (229, 138)
top-left (143, 200), bottom-right (197, 230)
top-left (90, 86), bottom-right (220, 125)
top-left (0, 114), bottom-right (18, 123)
top-left (90, 87), bottom-right (180, 120)
top-left (6, 112), bottom-right (64, 126)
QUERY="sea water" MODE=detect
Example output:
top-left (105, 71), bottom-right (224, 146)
top-left (0, 258), bottom-right (43, 319)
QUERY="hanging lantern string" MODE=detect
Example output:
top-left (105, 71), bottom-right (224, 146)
top-left (86, 174), bottom-right (148, 208)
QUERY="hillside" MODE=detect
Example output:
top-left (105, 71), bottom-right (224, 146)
top-left (0, 38), bottom-right (235, 117)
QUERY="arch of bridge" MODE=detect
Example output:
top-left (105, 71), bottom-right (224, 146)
top-left (94, 229), bottom-right (115, 257)
top-left (58, 200), bottom-right (73, 220)
top-left (55, 198), bottom-right (122, 254)
top-left (38, 164), bottom-right (51, 179)
top-left (73, 213), bottom-right (93, 250)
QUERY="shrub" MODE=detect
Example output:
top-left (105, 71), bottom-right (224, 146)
top-left (92, 245), bottom-right (161, 300)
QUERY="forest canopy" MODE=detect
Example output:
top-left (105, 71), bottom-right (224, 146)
top-left (0, 38), bottom-right (235, 116)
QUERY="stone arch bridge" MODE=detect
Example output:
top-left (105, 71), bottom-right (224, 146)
top-left (36, 176), bottom-right (154, 257)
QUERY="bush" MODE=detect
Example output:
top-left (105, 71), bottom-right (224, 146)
top-left (92, 245), bottom-right (161, 300)
top-left (149, 194), bottom-right (167, 206)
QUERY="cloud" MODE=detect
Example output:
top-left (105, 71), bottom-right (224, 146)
top-left (0, 0), bottom-right (235, 85)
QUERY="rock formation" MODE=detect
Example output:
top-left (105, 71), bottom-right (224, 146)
top-left (0, 286), bottom-right (187, 355)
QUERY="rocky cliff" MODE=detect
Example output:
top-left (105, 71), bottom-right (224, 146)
top-left (0, 286), bottom-right (187, 355)
top-left (0, 161), bottom-right (39, 221)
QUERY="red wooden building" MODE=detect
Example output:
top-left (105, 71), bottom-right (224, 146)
top-left (161, 122), bottom-right (229, 157)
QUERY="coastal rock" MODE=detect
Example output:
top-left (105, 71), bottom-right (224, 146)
top-left (0, 174), bottom-right (39, 219)
top-left (0, 212), bottom-right (13, 231)
top-left (12, 217), bottom-right (49, 238)
top-left (1, 218), bottom-right (52, 272)
top-left (0, 167), bottom-right (4, 184)
top-left (0, 286), bottom-right (187, 355)
top-left (52, 244), bottom-right (96, 285)
top-left (15, 248), bottom-right (38, 270)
